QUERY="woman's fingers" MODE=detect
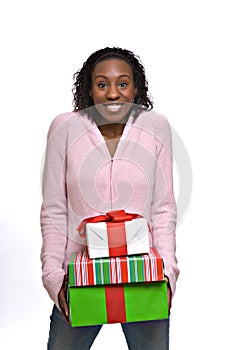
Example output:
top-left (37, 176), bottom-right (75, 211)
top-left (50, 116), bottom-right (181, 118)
top-left (58, 280), bottom-right (70, 323)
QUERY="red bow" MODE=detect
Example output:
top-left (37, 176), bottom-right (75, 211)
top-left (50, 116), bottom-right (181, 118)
top-left (77, 210), bottom-right (140, 237)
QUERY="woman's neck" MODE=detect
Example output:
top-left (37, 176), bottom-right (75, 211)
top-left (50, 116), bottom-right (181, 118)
top-left (98, 123), bottom-right (125, 140)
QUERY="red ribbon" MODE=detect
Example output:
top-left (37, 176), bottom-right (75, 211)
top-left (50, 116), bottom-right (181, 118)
top-left (77, 210), bottom-right (141, 257)
top-left (77, 210), bottom-right (140, 236)
top-left (105, 285), bottom-right (126, 323)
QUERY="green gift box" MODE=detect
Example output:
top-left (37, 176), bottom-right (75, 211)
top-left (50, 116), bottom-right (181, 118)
top-left (69, 281), bottom-right (168, 327)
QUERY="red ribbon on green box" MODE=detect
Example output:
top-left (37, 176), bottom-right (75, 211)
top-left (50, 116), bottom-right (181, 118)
top-left (68, 247), bottom-right (164, 287)
top-left (69, 282), bottom-right (168, 326)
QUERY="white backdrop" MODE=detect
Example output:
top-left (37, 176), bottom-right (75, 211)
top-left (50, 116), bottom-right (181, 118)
top-left (0, 1), bottom-right (232, 349)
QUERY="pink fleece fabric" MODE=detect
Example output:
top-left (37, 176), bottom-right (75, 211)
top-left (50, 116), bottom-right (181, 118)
top-left (40, 109), bottom-right (179, 308)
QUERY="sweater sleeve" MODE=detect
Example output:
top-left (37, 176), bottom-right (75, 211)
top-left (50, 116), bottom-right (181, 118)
top-left (40, 115), bottom-right (69, 308)
top-left (150, 116), bottom-right (179, 297)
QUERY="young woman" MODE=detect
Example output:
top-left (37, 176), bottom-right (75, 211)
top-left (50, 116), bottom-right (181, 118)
top-left (41, 47), bottom-right (179, 349)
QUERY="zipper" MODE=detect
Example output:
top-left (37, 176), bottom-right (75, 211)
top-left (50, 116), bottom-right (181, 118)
top-left (109, 158), bottom-right (113, 211)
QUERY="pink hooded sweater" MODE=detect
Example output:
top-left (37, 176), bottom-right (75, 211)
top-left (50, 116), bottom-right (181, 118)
top-left (40, 109), bottom-right (179, 308)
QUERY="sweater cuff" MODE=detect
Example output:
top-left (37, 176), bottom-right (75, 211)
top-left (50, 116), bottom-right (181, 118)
top-left (42, 271), bottom-right (65, 310)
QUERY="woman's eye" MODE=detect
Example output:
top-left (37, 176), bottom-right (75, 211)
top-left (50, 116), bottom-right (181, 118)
top-left (98, 82), bottom-right (107, 88)
top-left (119, 82), bottom-right (127, 88)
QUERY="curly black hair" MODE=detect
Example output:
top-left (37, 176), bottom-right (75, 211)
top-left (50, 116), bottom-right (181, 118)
top-left (72, 47), bottom-right (153, 114)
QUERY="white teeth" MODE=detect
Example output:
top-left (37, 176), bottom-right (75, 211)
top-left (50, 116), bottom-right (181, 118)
top-left (105, 104), bottom-right (122, 111)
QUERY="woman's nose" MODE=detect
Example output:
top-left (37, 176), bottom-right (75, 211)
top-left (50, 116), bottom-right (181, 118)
top-left (106, 85), bottom-right (120, 99)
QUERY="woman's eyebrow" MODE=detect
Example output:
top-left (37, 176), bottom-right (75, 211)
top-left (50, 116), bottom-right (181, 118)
top-left (94, 74), bottom-right (131, 80)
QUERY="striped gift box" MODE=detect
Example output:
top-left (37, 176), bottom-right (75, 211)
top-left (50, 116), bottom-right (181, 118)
top-left (68, 247), bottom-right (164, 287)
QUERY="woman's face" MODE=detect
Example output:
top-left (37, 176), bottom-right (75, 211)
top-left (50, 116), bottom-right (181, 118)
top-left (90, 58), bottom-right (137, 123)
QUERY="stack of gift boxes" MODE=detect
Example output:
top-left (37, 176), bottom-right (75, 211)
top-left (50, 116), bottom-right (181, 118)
top-left (68, 210), bottom-right (168, 327)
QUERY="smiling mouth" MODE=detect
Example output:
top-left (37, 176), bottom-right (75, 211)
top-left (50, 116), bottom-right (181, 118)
top-left (103, 103), bottom-right (124, 112)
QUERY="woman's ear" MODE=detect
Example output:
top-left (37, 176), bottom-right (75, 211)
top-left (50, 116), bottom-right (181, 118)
top-left (134, 88), bottom-right (138, 97)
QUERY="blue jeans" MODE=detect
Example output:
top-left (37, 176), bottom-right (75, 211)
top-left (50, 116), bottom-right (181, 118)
top-left (48, 305), bottom-right (169, 350)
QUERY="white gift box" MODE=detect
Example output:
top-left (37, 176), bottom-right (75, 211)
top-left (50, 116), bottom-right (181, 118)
top-left (86, 217), bottom-right (150, 259)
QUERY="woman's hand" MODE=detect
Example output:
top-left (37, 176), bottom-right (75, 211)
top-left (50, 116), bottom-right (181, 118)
top-left (58, 274), bottom-right (70, 323)
top-left (167, 284), bottom-right (172, 312)
top-left (165, 276), bottom-right (172, 313)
